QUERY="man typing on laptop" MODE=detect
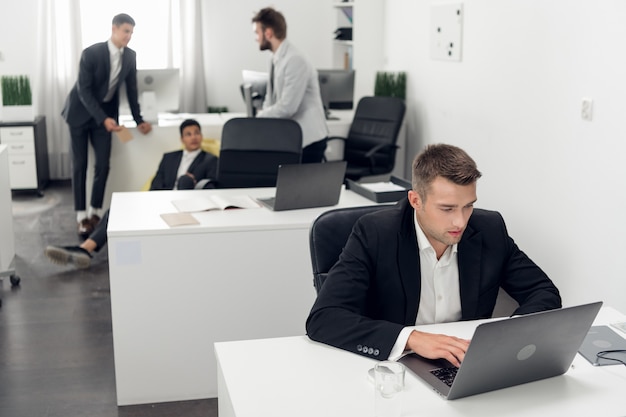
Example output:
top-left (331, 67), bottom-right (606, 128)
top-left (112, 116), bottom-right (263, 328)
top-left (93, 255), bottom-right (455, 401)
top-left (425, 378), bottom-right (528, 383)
top-left (306, 144), bottom-right (561, 367)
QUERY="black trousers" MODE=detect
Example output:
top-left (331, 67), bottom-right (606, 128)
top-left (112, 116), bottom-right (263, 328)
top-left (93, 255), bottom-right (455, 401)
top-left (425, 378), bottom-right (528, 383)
top-left (302, 138), bottom-right (328, 164)
top-left (89, 209), bottom-right (109, 251)
top-left (69, 118), bottom-right (112, 211)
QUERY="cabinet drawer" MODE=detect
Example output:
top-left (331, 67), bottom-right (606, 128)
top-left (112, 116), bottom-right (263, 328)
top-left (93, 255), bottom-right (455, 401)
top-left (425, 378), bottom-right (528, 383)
top-left (8, 154), bottom-right (37, 189)
top-left (2, 139), bottom-right (35, 155)
top-left (0, 126), bottom-right (35, 143)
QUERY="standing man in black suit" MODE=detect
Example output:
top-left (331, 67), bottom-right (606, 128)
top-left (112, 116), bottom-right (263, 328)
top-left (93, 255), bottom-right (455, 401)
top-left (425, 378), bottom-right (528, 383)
top-left (150, 118), bottom-right (218, 190)
top-left (62, 13), bottom-right (152, 239)
top-left (306, 144), bottom-right (561, 367)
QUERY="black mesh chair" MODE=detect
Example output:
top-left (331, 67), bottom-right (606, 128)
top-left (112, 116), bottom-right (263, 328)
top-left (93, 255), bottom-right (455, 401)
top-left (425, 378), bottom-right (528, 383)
top-left (327, 96), bottom-right (406, 181)
top-left (309, 205), bottom-right (390, 294)
top-left (214, 117), bottom-right (302, 188)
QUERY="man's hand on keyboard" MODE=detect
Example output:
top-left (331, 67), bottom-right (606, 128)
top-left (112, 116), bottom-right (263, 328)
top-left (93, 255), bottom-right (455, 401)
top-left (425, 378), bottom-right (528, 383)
top-left (406, 330), bottom-right (470, 367)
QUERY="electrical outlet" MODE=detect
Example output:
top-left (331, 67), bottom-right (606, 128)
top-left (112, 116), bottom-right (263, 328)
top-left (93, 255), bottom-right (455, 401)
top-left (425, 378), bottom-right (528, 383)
top-left (581, 98), bottom-right (593, 121)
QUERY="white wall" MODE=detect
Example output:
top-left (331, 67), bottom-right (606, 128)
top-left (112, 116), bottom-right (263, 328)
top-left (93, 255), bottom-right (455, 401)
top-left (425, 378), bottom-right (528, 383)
top-left (0, 0), bottom-right (38, 113)
top-left (385, 0), bottom-right (626, 313)
top-left (0, 1), bottom-right (335, 114)
top-left (202, 0), bottom-right (335, 112)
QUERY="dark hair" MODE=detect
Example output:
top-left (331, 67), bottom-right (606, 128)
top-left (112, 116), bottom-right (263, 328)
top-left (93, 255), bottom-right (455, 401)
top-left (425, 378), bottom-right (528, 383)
top-left (412, 144), bottom-right (482, 200)
top-left (179, 119), bottom-right (201, 136)
top-left (251, 7), bottom-right (287, 40)
top-left (112, 13), bottom-right (135, 27)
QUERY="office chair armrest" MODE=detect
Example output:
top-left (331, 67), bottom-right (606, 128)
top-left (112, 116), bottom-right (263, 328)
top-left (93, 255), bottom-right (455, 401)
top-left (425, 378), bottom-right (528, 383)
top-left (196, 178), bottom-right (218, 189)
top-left (364, 143), bottom-right (398, 158)
top-left (363, 143), bottom-right (399, 169)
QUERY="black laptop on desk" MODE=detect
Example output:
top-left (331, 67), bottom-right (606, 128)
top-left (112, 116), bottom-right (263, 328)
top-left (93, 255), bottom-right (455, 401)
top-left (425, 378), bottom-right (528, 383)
top-left (399, 301), bottom-right (603, 400)
top-left (257, 161), bottom-right (347, 211)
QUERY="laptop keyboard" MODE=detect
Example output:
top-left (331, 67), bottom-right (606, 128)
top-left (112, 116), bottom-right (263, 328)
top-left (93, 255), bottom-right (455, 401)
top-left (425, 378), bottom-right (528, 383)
top-left (430, 366), bottom-right (458, 387)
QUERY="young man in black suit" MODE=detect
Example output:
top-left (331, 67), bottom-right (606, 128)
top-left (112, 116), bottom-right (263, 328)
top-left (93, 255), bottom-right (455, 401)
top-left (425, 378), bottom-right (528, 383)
top-left (44, 119), bottom-right (218, 269)
top-left (62, 13), bottom-right (152, 239)
top-left (306, 144), bottom-right (561, 367)
top-left (149, 118), bottom-right (218, 190)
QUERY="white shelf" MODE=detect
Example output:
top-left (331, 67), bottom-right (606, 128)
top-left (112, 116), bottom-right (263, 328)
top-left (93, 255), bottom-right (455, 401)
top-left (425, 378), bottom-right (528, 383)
top-left (332, 1), bottom-right (354, 8)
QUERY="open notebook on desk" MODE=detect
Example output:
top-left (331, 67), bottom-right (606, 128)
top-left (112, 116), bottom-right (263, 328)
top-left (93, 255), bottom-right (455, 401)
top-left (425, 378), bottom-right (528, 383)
top-left (171, 195), bottom-right (261, 212)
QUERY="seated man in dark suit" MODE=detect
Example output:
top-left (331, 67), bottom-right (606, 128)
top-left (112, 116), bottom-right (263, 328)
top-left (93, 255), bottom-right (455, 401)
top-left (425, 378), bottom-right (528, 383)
top-left (306, 144), bottom-right (561, 367)
top-left (43, 118), bottom-right (218, 268)
top-left (149, 118), bottom-right (218, 190)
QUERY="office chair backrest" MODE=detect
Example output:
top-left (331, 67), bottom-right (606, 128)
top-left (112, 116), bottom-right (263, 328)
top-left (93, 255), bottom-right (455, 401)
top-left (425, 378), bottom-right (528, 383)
top-left (344, 96), bottom-right (406, 180)
top-left (309, 205), bottom-right (390, 293)
top-left (217, 118), bottom-right (302, 188)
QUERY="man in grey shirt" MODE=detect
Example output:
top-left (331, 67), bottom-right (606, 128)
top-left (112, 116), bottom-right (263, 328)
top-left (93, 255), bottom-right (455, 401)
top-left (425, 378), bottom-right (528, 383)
top-left (252, 7), bottom-right (329, 163)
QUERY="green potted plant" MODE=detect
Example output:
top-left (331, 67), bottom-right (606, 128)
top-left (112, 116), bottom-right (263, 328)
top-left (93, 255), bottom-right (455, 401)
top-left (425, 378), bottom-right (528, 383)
top-left (374, 71), bottom-right (406, 100)
top-left (1, 75), bottom-right (35, 122)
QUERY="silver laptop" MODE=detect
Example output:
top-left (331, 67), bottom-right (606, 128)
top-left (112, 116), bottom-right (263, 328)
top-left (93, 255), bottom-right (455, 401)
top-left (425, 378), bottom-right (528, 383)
top-left (399, 301), bottom-right (603, 400)
top-left (257, 161), bottom-right (347, 211)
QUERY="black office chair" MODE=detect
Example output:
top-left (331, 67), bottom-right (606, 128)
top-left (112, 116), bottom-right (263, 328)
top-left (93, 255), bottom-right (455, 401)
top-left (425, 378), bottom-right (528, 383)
top-left (327, 96), bottom-right (406, 181)
top-left (309, 205), bottom-right (391, 294)
top-left (213, 117), bottom-right (302, 188)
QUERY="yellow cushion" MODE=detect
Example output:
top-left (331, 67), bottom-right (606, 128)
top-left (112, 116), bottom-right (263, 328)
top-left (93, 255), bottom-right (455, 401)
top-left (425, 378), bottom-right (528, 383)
top-left (202, 138), bottom-right (220, 156)
top-left (140, 138), bottom-right (220, 191)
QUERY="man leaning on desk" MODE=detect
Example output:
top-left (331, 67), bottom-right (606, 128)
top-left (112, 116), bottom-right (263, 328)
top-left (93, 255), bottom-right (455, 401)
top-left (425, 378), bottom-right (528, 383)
top-left (306, 144), bottom-right (561, 367)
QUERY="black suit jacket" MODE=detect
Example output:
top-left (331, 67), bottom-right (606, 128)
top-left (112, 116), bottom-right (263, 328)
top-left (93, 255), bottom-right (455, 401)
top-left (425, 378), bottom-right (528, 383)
top-left (150, 150), bottom-right (218, 191)
top-left (306, 199), bottom-right (561, 360)
top-left (62, 41), bottom-right (144, 126)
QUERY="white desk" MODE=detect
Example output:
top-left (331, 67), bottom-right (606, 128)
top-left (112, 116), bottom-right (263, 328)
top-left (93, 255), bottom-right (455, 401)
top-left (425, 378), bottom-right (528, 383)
top-left (107, 187), bottom-right (380, 405)
top-left (89, 111), bottom-right (353, 209)
top-left (215, 306), bottom-right (626, 417)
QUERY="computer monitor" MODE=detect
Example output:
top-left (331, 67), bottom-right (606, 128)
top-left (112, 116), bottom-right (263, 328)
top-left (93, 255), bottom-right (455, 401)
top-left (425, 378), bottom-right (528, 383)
top-left (241, 70), bottom-right (268, 116)
top-left (119, 68), bottom-right (180, 118)
top-left (317, 69), bottom-right (355, 111)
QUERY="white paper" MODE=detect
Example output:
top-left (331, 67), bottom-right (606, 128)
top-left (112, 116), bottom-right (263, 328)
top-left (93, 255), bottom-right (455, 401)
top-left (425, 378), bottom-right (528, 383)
top-left (359, 182), bottom-right (407, 192)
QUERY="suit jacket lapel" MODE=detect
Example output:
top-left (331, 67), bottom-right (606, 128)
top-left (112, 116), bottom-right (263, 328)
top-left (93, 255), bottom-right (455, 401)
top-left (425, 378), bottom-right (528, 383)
top-left (397, 200), bottom-right (420, 325)
top-left (458, 224), bottom-right (482, 318)
top-left (187, 151), bottom-right (205, 174)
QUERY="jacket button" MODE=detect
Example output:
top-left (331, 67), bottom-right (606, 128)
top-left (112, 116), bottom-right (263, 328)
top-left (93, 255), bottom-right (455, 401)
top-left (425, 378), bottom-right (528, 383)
top-left (368, 347), bottom-right (374, 354)
top-left (357, 345), bottom-right (363, 352)
top-left (374, 349), bottom-right (380, 356)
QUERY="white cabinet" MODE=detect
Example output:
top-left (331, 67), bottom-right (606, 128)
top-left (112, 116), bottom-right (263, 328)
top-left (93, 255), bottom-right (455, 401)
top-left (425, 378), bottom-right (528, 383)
top-left (0, 116), bottom-right (49, 195)
top-left (331, 0), bottom-right (385, 101)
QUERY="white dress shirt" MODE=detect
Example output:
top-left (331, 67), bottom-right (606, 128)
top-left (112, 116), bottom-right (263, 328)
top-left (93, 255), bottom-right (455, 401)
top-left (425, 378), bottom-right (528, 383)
top-left (388, 210), bottom-right (462, 360)
top-left (174, 149), bottom-right (201, 190)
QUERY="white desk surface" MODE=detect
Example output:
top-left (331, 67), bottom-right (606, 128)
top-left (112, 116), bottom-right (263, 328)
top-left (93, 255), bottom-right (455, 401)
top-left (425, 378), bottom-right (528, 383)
top-left (215, 306), bottom-right (626, 417)
top-left (108, 186), bottom-right (382, 236)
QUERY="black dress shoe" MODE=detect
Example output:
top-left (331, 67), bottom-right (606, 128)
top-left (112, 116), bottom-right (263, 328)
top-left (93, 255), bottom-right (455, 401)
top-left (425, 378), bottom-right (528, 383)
top-left (89, 214), bottom-right (101, 229)
top-left (78, 218), bottom-right (94, 239)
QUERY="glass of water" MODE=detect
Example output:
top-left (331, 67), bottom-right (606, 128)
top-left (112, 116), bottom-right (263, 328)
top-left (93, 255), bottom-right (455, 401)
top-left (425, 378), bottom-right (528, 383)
top-left (374, 361), bottom-right (405, 417)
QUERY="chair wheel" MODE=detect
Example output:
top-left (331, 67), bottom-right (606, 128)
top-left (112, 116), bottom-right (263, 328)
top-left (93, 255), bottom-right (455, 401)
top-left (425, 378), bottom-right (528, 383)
top-left (10, 275), bottom-right (20, 286)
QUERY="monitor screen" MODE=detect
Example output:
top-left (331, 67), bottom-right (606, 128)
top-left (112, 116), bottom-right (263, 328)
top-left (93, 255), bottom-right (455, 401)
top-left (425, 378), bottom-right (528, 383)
top-left (317, 69), bottom-right (355, 110)
top-left (241, 70), bottom-right (268, 115)
top-left (119, 68), bottom-right (180, 115)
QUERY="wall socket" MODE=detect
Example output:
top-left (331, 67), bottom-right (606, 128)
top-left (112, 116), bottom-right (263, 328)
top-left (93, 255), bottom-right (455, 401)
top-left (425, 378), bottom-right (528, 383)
top-left (581, 98), bottom-right (593, 121)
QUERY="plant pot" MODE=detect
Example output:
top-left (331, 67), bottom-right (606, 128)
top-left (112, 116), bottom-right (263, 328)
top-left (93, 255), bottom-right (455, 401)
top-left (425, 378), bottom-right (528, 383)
top-left (1, 105), bottom-right (35, 122)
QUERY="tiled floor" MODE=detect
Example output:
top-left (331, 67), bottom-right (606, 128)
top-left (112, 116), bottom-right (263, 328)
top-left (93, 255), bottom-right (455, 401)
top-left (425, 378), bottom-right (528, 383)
top-left (0, 181), bottom-right (217, 417)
